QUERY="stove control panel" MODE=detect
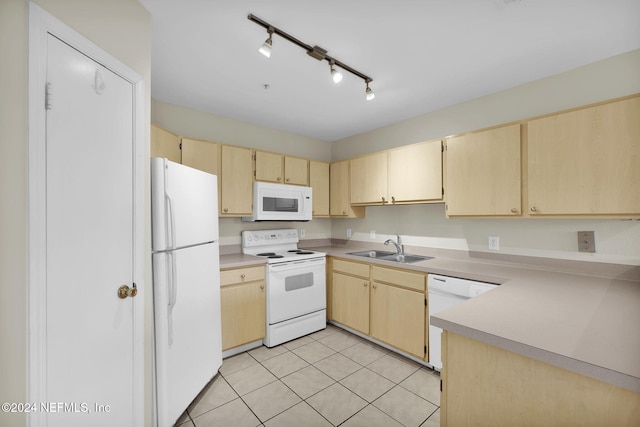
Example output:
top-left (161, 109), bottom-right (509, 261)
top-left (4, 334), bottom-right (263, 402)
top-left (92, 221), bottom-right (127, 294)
top-left (242, 228), bottom-right (299, 247)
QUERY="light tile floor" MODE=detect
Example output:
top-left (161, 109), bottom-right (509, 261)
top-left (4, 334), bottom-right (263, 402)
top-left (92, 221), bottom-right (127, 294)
top-left (176, 324), bottom-right (440, 427)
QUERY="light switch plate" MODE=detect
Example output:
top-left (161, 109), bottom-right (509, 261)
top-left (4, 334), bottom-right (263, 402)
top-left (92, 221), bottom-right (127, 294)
top-left (577, 231), bottom-right (595, 253)
top-left (488, 236), bottom-right (499, 251)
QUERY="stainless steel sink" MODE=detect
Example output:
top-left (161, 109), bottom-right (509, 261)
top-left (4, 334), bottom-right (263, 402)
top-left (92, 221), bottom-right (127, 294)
top-left (347, 250), bottom-right (433, 263)
top-left (378, 254), bottom-right (433, 263)
top-left (347, 250), bottom-right (395, 258)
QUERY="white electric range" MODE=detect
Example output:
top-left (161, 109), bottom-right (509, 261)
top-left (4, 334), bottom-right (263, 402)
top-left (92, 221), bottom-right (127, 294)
top-left (241, 229), bottom-right (326, 347)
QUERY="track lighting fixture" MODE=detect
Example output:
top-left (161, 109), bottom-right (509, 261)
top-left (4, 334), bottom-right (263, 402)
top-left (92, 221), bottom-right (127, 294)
top-left (248, 13), bottom-right (374, 100)
top-left (365, 79), bottom-right (375, 101)
top-left (329, 60), bottom-right (343, 84)
top-left (258, 26), bottom-right (274, 58)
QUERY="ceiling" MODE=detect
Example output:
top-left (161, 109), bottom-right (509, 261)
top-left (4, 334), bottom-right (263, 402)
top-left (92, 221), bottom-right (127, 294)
top-left (139, 0), bottom-right (640, 142)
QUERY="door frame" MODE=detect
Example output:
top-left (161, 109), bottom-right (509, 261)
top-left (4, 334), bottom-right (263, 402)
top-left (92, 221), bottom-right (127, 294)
top-left (28, 4), bottom-right (145, 426)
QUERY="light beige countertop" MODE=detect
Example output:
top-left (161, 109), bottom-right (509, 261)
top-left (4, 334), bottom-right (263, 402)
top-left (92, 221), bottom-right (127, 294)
top-left (220, 253), bottom-right (266, 269)
top-left (310, 243), bottom-right (640, 393)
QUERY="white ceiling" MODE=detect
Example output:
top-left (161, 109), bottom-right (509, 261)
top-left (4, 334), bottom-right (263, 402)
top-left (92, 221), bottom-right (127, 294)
top-left (139, 0), bottom-right (640, 142)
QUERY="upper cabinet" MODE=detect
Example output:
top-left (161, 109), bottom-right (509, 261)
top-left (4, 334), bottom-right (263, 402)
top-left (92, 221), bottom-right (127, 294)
top-left (330, 160), bottom-right (365, 218)
top-left (445, 124), bottom-right (521, 216)
top-left (309, 161), bottom-right (330, 217)
top-left (220, 145), bottom-right (253, 216)
top-left (350, 140), bottom-right (444, 206)
top-left (181, 137), bottom-right (219, 176)
top-left (151, 124), bottom-right (181, 163)
top-left (255, 151), bottom-right (309, 185)
top-left (527, 96), bottom-right (640, 216)
top-left (388, 140), bottom-right (443, 204)
top-left (350, 152), bottom-right (388, 205)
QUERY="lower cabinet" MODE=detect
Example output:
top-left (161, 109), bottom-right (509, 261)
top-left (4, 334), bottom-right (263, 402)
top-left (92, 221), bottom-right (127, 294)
top-left (329, 257), bottom-right (428, 359)
top-left (220, 265), bottom-right (265, 351)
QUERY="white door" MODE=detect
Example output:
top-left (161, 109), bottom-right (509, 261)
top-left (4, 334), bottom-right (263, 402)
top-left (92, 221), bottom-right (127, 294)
top-left (44, 34), bottom-right (136, 426)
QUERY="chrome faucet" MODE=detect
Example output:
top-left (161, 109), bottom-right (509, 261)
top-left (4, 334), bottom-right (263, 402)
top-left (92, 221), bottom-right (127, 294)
top-left (384, 235), bottom-right (404, 255)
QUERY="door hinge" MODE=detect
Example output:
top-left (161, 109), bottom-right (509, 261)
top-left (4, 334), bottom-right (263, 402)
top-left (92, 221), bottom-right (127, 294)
top-left (425, 298), bottom-right (427, 306)
top-left (45, 82), bottom-right (53, 110)
top-left (441, 187), bottom-right (444, 197)
top-left (254, 170), bottom-right (256, 177)
top-left (179, 142), bottom-right (182, 150)
top-left (440, 379), bottom-right (443, 392)
top-left (424, 345), bottom-right (427, 355)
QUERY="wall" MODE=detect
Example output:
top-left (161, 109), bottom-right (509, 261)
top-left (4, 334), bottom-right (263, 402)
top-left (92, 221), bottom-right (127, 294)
top-left (331, 49), bottom-right (640, 265)
top-left (151, 99), bottom-right (335, 245)
top-left (0, 1), bottom-right (151, 427)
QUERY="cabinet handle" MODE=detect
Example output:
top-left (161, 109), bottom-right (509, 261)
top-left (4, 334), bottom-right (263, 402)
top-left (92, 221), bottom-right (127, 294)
top-left (285, 178), bottom-right (290, 182)
top-left (372, 284), bottom-right (377, 289)
top-left (363, 282), bottom-right (368, 287)
top-left (391, 196), bottom-right (396, 204)
top-left (240, 273), bottom-right (246, 280)
top-left (260, 284), bottom-right (264, 290)
top-left (530, 206), bottom-right (537, 212)
top-left (381, 196), bottom-right (386, 203)
top-left (223, 208), bottom-right (228, 213)
top-left (277, 177), bottom-right (281, 181)
top-left (511, 208), bottom-right (518, 214)
top-left (342, 210), bottom-right (347, 215)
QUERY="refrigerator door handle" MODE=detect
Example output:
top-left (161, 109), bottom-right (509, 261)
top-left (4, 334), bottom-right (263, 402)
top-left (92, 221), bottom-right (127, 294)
top-left (165, 190), bottom-right (176, 250)
top-left (167, 251), bottom-right (177, 345)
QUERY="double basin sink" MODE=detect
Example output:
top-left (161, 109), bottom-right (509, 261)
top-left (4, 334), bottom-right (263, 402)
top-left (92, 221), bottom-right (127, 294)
top-left (347, 250), bottom-right (433, 264)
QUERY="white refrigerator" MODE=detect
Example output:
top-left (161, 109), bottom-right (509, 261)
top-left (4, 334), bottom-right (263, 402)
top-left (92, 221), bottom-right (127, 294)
top-left (151, 158), bottom-right (222, 427)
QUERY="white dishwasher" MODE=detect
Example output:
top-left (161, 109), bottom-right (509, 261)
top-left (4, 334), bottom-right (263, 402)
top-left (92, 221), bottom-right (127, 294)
top-left (428, 274), bottom-right (498, 371)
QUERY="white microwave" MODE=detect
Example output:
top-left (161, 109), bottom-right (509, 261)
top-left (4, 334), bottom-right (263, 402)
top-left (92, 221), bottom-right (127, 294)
top-left (242, 182), bottom-right (312, 222)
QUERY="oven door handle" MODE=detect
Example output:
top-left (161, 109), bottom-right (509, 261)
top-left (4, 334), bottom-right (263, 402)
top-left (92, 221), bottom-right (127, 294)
top-left (268, 257), bottom-right (326, 270)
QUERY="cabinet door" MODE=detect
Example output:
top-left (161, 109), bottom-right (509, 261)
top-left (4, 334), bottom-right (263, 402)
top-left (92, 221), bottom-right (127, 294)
top-left (350, 152), bottom-right (388, 205)
top-left (331, 272), bottom-right (369, 334)
top-left (330, 160), bottom-right (364, 217)
top-left (220, 145), bottom-right (253, 216)
top-left (255, 150), bottom-right (283, 183)
top-left (309, 161), bottom-right (330, 216)
top-left (181, 138), bottom-right (219, 176)
top-left (527, 97), bottom-right (640, 215)
top-left (284, 156), bottom-right (309, 185)
top-left (370, 282), bottom-right (425, 358)
top-left (388, 140), bottom-right (443, 203)
top-left (445, 124), bottom-right (521, 216)
top-left (151, 124), bottom-right (181, 163)
top-left (220, 281), bottom-right (266, 350)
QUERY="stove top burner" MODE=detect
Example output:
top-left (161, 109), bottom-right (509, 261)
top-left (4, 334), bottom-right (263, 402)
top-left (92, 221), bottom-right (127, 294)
top-left (288, 249), bottom-right (315, 255)
top-left (257, 252), bottom-right (276, 256)
top-left (268, 255), bottom-right (284, 259)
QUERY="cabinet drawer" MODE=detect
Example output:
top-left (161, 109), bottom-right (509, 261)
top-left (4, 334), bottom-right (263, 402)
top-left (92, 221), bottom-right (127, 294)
top-left (333, 258), bottom-right (370, 278)
top-left (372, 266), bottom-right (425, 292)
top-left (220, 265), bottom-right (265, 286)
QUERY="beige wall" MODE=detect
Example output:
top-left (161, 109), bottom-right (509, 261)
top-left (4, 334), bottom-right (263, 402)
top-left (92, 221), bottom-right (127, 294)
top-left (331, 50), bottom-right (640, 265)
top-left (0, 1), bottom-right (151, 426)
top-left (152, 99), bottom-right (333, 162)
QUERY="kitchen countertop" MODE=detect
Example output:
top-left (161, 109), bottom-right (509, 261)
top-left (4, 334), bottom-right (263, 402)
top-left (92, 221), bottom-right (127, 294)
top-left (310, 245), bottom-right (640, 393)
top-left (220, 253), bottom-right (267, 269)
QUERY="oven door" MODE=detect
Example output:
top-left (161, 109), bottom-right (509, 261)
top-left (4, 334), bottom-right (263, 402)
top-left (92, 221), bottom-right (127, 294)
top-left (266, 257), bottom-right (326, 324)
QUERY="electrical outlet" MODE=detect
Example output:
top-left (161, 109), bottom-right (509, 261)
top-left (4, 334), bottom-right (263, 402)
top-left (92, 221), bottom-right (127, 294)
top-left (488, 236), bottom-right (500, 251)
top-left (346, 228), bottom-right (352, 238)
top-left (300, 229), bottom-right (305, 238)
top-left (370, 230), bottom-right (376, 239)
top-left (577, 231), bottom-right (595, 253)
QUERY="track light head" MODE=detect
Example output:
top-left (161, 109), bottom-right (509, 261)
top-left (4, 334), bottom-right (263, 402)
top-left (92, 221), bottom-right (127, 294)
top-left (259, 27), bottom-right (274, 58)
top-left (365, 80), bottom-right (375, 101)
top-left (329, 61), bottom-right (343, 84)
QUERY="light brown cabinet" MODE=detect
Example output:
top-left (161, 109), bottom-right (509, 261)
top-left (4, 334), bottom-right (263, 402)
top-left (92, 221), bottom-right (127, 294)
top-left (330, 160), bottom-right (365, 218)
top-left (329, 258), bottom-right (428, 359)
top-left (370, 266), bottom-right (426, 359)
top-left (181, 137), bottom-right (219, 176)
top-left (445, 124), bottom-right (521, 216)
top-left (388, 140), bottom-right (443, 204)
top-left (309, 161), bottom-right (330, 217)
top-left (220, 265), bottom-right (266, 351)
top-left (527, 96), bottom-right (640, 216)
top-left (350, 140), bottom-right (443, 206)
top-left (331, 259), bottom-right (370, 335)
top-left (255, 151), bottom-right (309, 185)
top-left (151, 124), bottom-right (181, 163)
top-left (350, 152), bottom-right (388, 205)
top-left (220, 145), bottom-right (253, 216)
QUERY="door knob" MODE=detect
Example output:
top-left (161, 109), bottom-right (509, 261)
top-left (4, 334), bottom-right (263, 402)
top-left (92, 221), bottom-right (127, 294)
top-left (118, 283), bottom-right (137, 299)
